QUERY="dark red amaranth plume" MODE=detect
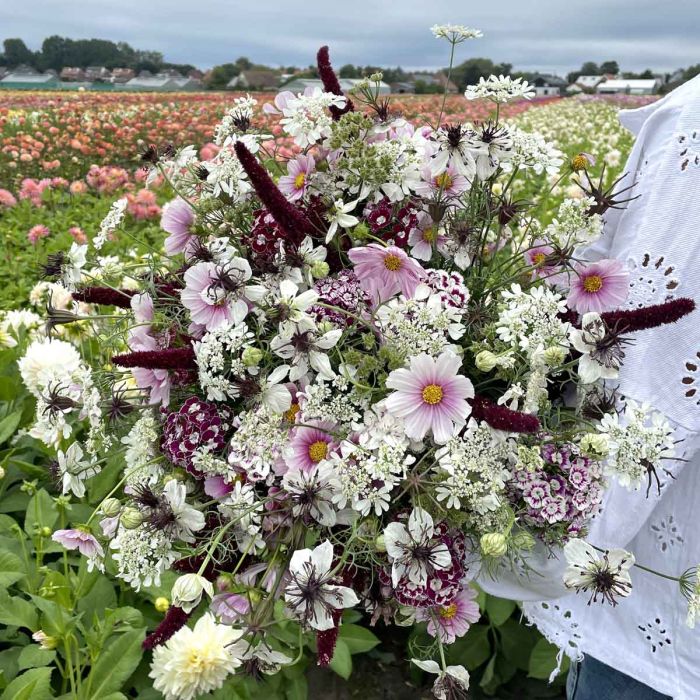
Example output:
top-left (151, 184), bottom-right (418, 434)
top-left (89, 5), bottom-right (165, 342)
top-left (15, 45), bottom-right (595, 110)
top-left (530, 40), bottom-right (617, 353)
top-left (558, 309), bottom-right (580, 326)
top-left (469, 395), bottom-right (541, 433)
top-left (234, 141), bottom-right (314, 239)
top-left (316, 610), bottom-right (343, 666)
top-left (72, 286), bottom-right (136, 308)
top-left (112, 347), bottom-right (196, 371)
top-left (142, 606), bottom-right (191, 650)
top-left (172, 554), bottom-right (216, 579)
top-left (601, 298), bottom-right (695, 334)
top-left (316, 45), bottom-right (354, 119)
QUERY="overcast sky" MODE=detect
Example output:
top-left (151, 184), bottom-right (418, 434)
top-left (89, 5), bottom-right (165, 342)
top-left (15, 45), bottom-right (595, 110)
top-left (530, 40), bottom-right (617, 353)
top-left (3, 0), bottom-right (699, 75)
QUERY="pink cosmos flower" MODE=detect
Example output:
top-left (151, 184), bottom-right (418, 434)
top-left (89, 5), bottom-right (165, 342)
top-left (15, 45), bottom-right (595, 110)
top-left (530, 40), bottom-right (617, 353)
top-left (415, 163), bottom-right (470, 199)
top-left (162, 197), bottom-right (197, 256)
top-left (52, 528), bottom-right (104, 560)
top-left (181, 260), bottom-right (262, 331)
top-left (278, 154), bottom-right (315, 201)
top-left (284, 419), bottom-right (338, 473)
top-left (567, 259), bottom-right (630, 314)
top-left (348, 243), bottom-right (426, 304)
top-left (524, 240), bottom-right (558, 280)
top-left (127, 325), bottom-right (172, 405)
top-left (204, 476), bottom-right (233, 500)
top-left (385, 351), bottom-right (474, 443)
top-left (27, 224), bottom-right (50, 245)
top-left (416, 585), bottom-right (480, 644)
top-left (210, 593), bottom-right (251, 624)
top-left (408, 212), bottom-right (448, 261)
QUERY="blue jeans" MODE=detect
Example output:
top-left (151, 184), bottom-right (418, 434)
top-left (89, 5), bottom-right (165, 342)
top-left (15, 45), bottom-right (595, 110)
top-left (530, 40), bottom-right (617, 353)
top-left (567, 655), bottom-right (671, 699)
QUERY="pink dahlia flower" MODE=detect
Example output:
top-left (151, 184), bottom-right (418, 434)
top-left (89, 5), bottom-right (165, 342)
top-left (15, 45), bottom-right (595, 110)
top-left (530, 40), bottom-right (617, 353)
top-left (162, 197), bottom-right (197, 256)
top-left (416, 585), bottom-right (480, 644)
top-left (567, 259), bottom-right (629, 314)
top-left (278, 154), bottom-right (315, 201)
top-left (27, 224), bottom-right (50, 245)
top-left (348, 243), bottom-right (426, 304)
top-left (385, 351), bottom-right (474, 443)
top-left (0, 189), bottom-right (17, 208)
top-left (284, 419), bottom-right (338, 473)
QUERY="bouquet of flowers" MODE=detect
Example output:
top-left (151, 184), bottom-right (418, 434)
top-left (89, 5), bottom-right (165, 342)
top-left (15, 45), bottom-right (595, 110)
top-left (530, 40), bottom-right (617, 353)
top-left (21, 25), bottom-right (697, 700)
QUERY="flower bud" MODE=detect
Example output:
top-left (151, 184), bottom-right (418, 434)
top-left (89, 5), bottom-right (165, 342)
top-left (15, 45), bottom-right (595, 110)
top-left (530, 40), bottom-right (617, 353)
top-left (511, 531), bottom-right (535, 551)
top-left (171, 573), bottom-right (214, 613)
top-left (101, 497), bottom-right (121, 517)
top-left (480, 532), bottom-right (508, 558)
top-left (241, 347), bottom-right (263, 368)
top-left (40, 526), bottom-right (52, 538)
top-left (0, 466), bottom-right (5, 479)
top-left (375, 534), bottom-right (387, 553)
top-left (32, 630), bottom-right (57, 650)
top-left (311, 260), bottom-right (330, 279)
top-left (475, 350), bottom-right (498, 372)
top-left (580, 432), bottom-right (609, 458)
top-left (369, 72), bottom-right (384, 82)
top-left (154, 597), bottom-right (170, 613)
top-left (543, 346), bottom-right (567, 367)
top-left (120, 507), bottom-right (143, 530)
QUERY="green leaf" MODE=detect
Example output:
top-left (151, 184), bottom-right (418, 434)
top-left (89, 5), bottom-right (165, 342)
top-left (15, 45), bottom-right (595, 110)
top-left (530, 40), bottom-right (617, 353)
top-left (0, 551), bottom-right (25, 588)
top-left (0, 413), bottom-right (22, 447)
top-left (23, 490), bottom-right (57, 537)
top-left (498, 618), bottom-right (541, 671)
top-left (338, 624), bottom-right (380, 655)
top-left (445, 624), bottom-right (491, 670)
top-left (285, 675), bottom-right (307, 700)
top-left (528, 638), bottom-right (568, 680)
top-left (485, 595), bottom-right (516, 627)
top-left (0, 592), bottom-right (38, 632)
top-left (328, 639), bottom-right (352, 680)
top-left (0, 667), bottom-right (52, 700)
top-left (479, 653), bottom-right (497, 688)
top-left (16, 647), bottom-right (55, 671)
top-left (84, 627), bottom-right (145, 698)
top-left (78, 575), bottom-right (117, 625)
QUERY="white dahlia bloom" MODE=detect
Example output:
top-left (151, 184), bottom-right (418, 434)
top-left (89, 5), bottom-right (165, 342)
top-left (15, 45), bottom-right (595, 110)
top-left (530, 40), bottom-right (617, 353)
top-left (150, 613), bottom-right (243, 700)
top-left (18, 337), bottom-right (82, 397)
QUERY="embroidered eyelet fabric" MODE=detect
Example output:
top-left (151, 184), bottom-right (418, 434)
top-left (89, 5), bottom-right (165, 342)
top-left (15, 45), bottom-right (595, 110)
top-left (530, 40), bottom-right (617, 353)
top-left (479, 76), bottom-right (700, 699)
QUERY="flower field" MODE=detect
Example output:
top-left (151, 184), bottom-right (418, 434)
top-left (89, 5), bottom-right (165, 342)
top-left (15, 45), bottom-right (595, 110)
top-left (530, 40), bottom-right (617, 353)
top-left (0, 70), bottom-right (673, 700)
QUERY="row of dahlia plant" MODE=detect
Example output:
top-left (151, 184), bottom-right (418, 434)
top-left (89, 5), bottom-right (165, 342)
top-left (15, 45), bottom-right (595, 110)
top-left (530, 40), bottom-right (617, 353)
top-left (16, 25), bottom-right (699, 700)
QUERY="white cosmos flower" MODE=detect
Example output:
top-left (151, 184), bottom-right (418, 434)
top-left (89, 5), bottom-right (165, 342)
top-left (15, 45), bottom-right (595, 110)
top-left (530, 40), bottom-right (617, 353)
top-left (411, 659), bottom-right (470, 699)
top-left (171, 573), bottom-right (214, 613)
top-left (570, 312), bottom-right (622, 384)
top-left (285, 539), bottom-right (359, 630)
top-left (61, 242), bottom-right (88, 290)
top-left (149, 613), bottom-right (243, 700)
top-left (563, 539), bottom-right (635, 606)
top-left (383, 507), bottom-right (451, 587)
top-left (326, 199), bottom-right (359, 243)
top-left (258, 365), bottom-right (293, 413)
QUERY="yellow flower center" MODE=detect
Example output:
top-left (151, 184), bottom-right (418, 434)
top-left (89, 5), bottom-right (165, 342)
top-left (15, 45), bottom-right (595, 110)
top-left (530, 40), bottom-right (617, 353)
top-left (583, 275), bottom-right (603, 293)
top-left (423, 227), bottom-right (436, 243)
top-left (284, 402), bottom-right (301, 423)
top-left (532, 252), bottom-right (546, 266)
top-left (308, 440), bottom-right (328, 463)
top-left (434, 172), bottom-right (453, 190)
top-left (383, 253), bottom-right (403, 271)
top-left (294, 172), bottom-right (306, 189)
top-left (422, 384), bottom-right (444, 405)
top-left (571, 154), bottom-right (588, 172)
top-left (187, 650), bottom-right (204, 670)
top-left (439, 603), bottom-right (458, 619)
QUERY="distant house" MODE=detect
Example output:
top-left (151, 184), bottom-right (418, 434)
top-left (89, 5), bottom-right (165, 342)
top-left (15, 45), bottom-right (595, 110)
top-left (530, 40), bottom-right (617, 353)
top-left (228, 70), bottom-right (280, 90)
top-left (0, 67), bottom-right (7, 81)
top-left (111, 67), bottom-right (135, 83)
top-left (172, 76), bottom-right (202, 90)
top-left (596, 78), bottom-right (661, 95)
top-left (390, 81), bottom-right (416, 94)
top-left (278, 77), bottom-right (391, 96)
top-left (409, 72), bottom-right (458, 93)
top-left (121, 75), bottom-right (180, 91)
top-left (531, 74), bottom-right (567, 97)
top-left (61, 67), bottom-right (86, 81)
top-left (575, 75), bottom-right (606, 91)
top-left (188, 69), bottom-right (204, 80)
top-left (0, 71), bottom-right (60, 89)
top-left (85, 66), bottom-right (111, 82)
